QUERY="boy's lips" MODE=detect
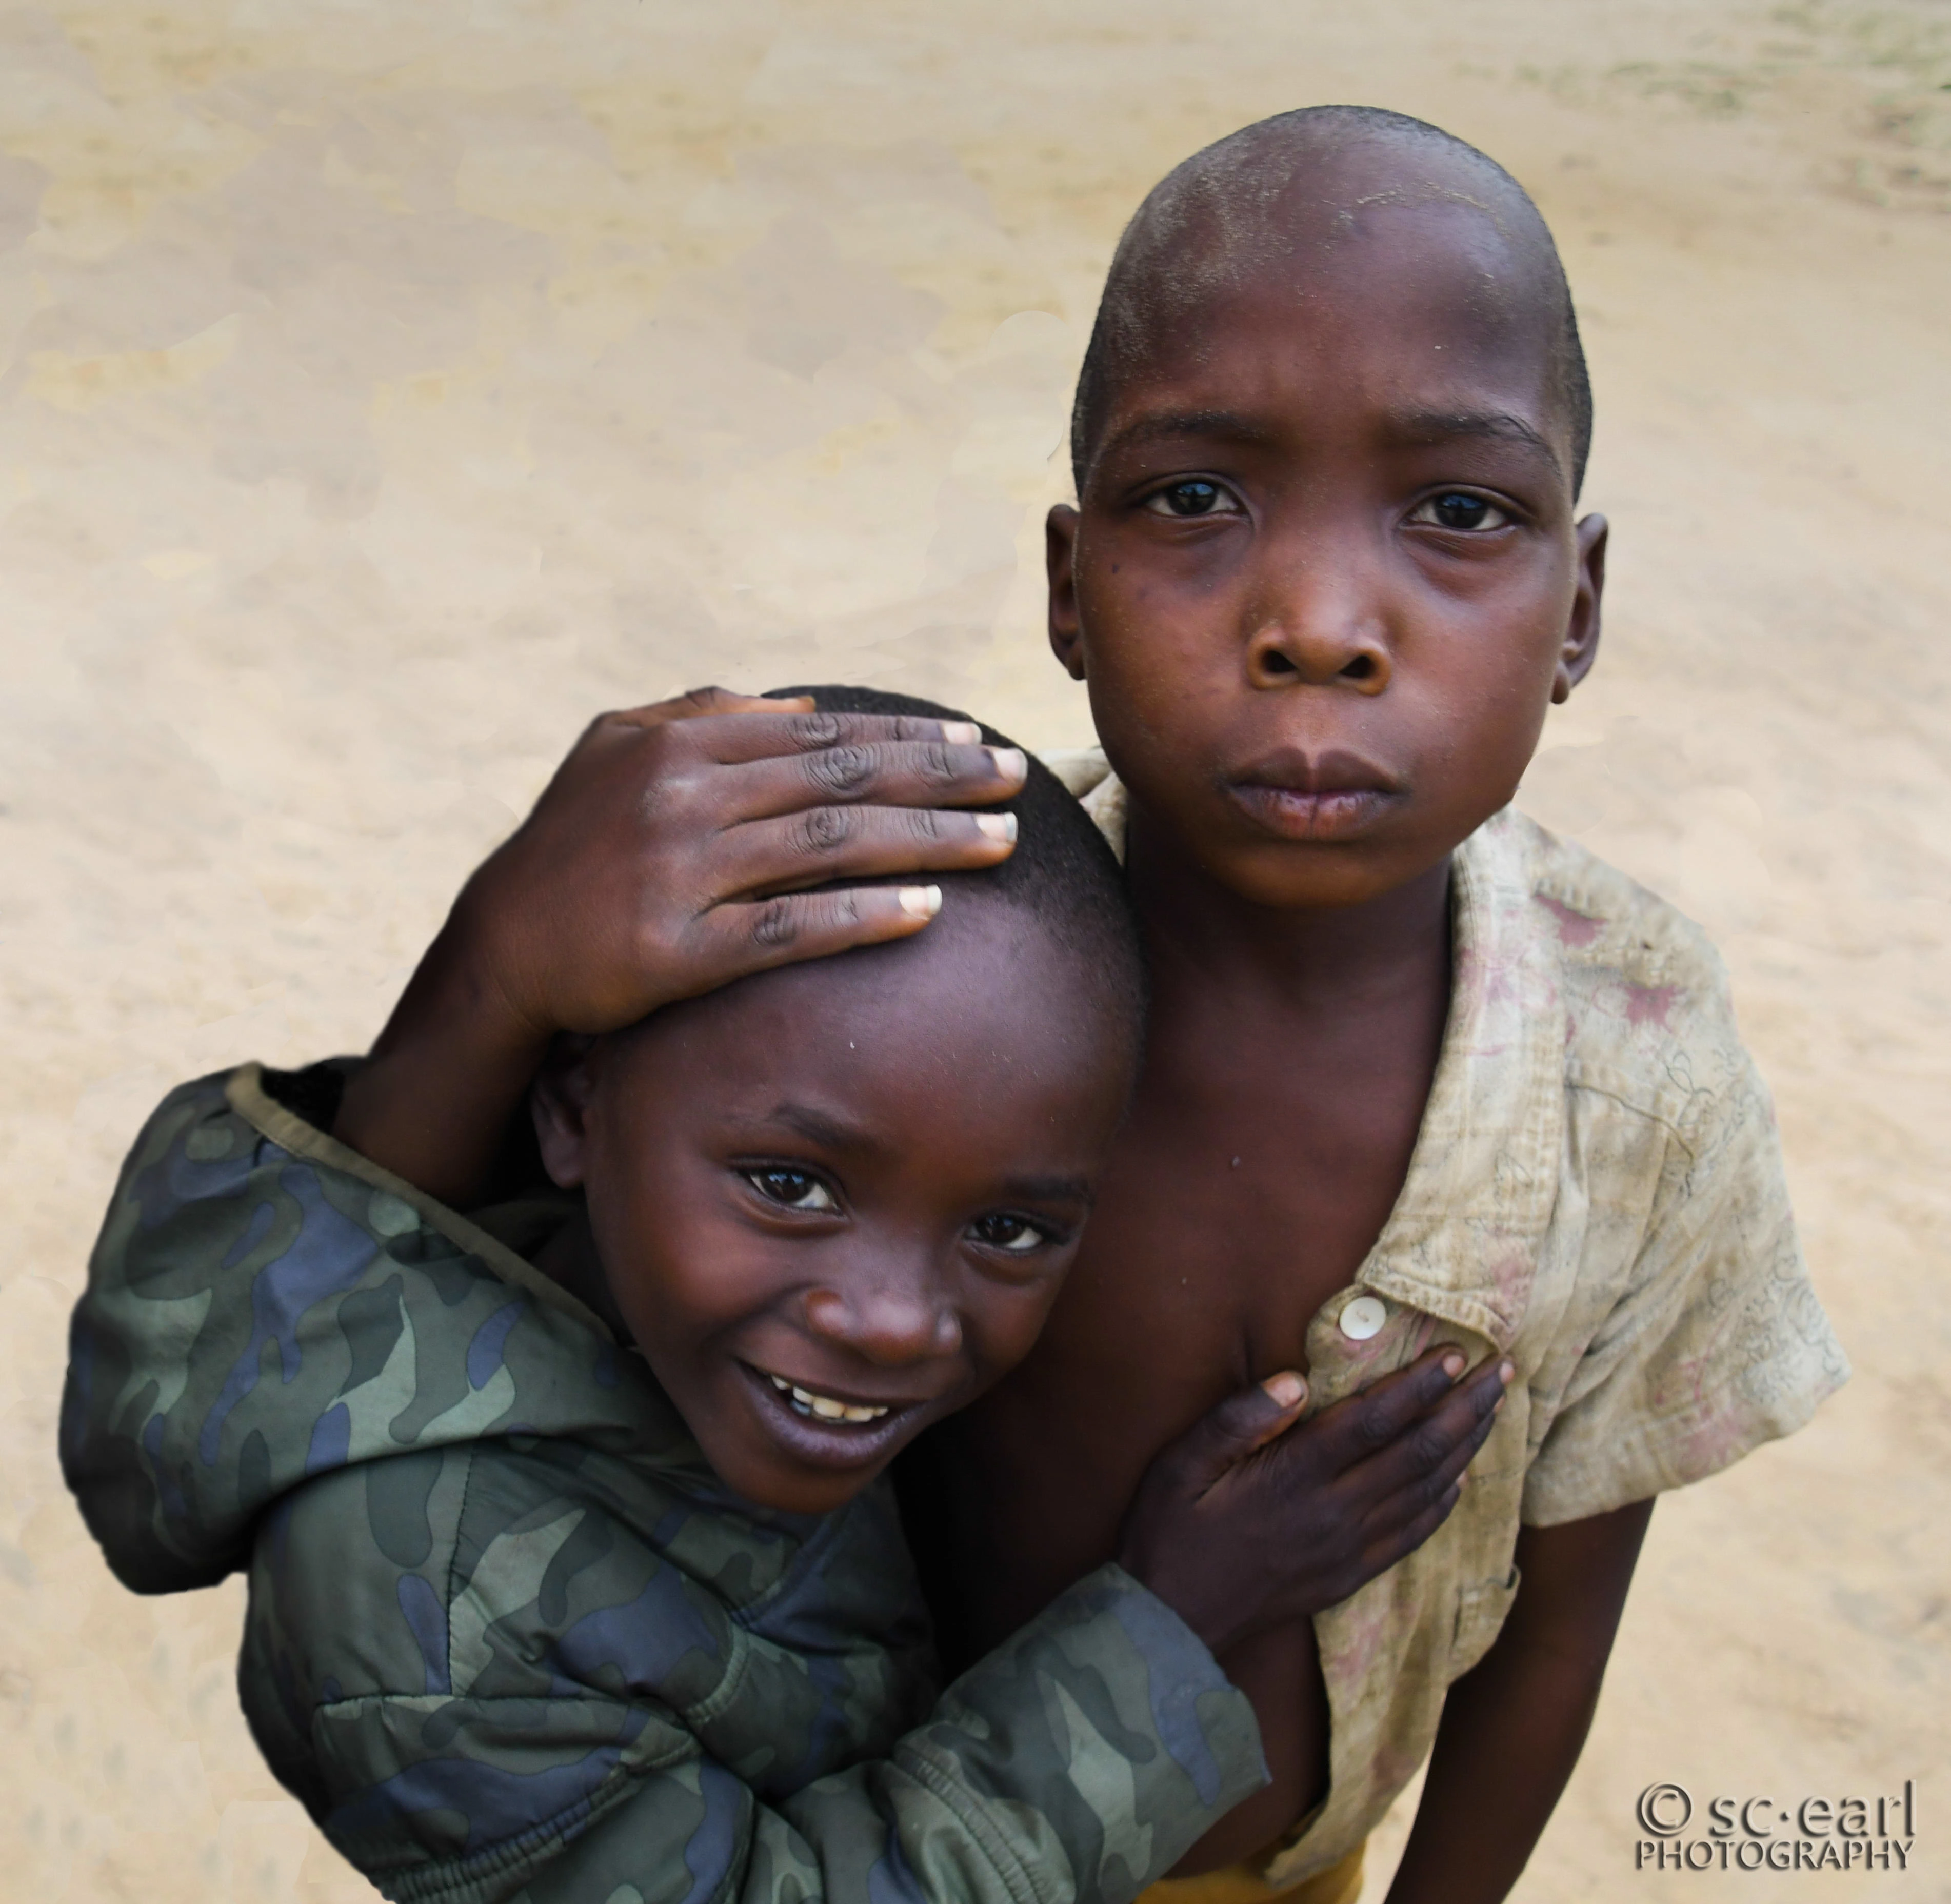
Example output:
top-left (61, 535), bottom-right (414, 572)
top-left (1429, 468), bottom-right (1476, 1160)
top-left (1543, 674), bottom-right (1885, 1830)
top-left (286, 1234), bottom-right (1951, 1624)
top-left (1226, 748), bottom-right (1404, 843)
top-left (736, 1360), bottom-right (931, 1471)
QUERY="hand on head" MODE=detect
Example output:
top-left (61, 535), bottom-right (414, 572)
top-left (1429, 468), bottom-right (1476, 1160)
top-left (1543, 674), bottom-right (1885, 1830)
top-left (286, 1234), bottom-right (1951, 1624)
top-left (460, 684), bottom-right (1031, 1042)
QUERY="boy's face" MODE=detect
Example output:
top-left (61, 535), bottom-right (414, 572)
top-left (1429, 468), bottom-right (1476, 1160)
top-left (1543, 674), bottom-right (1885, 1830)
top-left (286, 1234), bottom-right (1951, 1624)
top-left (1050, 157), bottom-right (1607, 910)
top-left (535, 908), bottom-right (1132, 1517)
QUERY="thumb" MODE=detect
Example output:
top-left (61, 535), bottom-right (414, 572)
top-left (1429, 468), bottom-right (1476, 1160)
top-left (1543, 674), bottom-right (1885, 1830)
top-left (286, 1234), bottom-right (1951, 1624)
top-left (1163, 1372), bottom-right (1308, 1492)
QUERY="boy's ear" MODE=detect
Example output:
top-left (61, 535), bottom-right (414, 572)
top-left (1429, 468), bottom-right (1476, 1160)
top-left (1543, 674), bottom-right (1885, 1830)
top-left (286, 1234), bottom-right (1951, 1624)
top-left (530, 1036), bottom-right (603, 1189)
top-left (1553, 513), bottom-right (1608, 704)
top-left (1046, 504), bottom-right (1086, 681)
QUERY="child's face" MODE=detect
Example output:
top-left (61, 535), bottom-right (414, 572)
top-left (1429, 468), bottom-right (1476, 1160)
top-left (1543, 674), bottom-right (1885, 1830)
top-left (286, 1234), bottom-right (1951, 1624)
top-left (1050, 162), bottom-right (1607, 910)
top-left (536, 908), bottom-right (1133, 1516)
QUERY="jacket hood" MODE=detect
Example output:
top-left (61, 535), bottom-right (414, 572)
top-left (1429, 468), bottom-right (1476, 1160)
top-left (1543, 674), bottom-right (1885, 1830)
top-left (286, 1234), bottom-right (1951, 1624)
top-left (61, 1066), bottom-right (703, 1593)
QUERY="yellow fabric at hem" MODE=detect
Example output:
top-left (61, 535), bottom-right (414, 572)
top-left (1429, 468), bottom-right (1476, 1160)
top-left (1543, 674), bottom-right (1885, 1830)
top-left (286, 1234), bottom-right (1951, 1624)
top-left (1136, 1842), bottom-right (1365, 1904)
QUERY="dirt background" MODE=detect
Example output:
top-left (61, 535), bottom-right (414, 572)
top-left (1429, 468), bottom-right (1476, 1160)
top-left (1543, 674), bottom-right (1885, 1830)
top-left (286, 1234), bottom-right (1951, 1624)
top-left (2, 1), bottom-right (1946, 1898)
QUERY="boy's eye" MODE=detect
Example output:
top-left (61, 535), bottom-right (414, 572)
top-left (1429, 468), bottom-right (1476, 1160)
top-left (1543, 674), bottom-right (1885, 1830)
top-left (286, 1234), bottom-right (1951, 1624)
top-left (966, 1213), bottom-right (1050, 1254)
top-left (743, 1168), bottom-right (838, 1213)
top-left (1411, 491), bottom-right (1514, 532)
top-left (1143, 479), bottom-right (1242, 519)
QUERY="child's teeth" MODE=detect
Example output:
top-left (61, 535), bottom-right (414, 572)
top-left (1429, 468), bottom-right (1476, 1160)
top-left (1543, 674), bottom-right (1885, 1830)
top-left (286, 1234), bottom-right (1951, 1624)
top-left (765, 1373), bottom-right (888, 1423)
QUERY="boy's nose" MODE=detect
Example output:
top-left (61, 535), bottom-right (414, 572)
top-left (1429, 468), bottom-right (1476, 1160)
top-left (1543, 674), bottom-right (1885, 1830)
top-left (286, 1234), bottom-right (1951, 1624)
top-left (1243, 565), bottom-right (1392, 694)
top-left (802, 1280), bottom-right (962, 1366)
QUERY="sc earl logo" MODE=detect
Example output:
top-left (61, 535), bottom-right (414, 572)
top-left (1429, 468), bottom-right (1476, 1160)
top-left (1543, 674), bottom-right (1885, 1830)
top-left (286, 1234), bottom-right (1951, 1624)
top-left (1634, 1781), bottom-right (1917, 1873)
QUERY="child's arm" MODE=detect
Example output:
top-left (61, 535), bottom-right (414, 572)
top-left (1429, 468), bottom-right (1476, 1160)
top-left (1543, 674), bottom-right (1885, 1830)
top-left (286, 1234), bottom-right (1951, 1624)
top-left (234, 1379), bottom-right (1506, 1904)
top-left (1381, 1500), bottom-right (1654, 1904)
top-left (338, 687), bottom-right (1028, 1205)
top-left (243, 1443), bottom-right (1269, 1904)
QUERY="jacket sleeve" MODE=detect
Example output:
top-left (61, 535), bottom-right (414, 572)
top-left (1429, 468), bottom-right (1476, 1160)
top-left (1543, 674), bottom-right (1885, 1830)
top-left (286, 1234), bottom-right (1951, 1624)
top-left (245, 1443), bottom-right (1267, 1904)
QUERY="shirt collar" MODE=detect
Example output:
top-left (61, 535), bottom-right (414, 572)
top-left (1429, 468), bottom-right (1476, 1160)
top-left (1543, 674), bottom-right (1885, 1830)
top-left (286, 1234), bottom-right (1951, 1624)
top-left (1359, 809), bottom-right (1562, 1350)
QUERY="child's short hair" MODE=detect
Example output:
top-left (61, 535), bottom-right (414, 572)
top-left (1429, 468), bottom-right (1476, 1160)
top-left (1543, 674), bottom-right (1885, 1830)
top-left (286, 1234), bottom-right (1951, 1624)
top-left (1069, 104), bottom-right (1594, 497)
top-left (766, 684), bottom-right (1146, 1037)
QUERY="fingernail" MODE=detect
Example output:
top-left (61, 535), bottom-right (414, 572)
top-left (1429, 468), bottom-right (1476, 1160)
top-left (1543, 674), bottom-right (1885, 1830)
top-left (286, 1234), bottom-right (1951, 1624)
top-left (1261, 1371), bottom-right (1305, 1409)
top-left (899, 885), bottom-right (942, 919)
top-left (990, 746), bottom-right (1027, 780)
top-left (976, 813), bottom-right (1018, 843)
top-left (1499, 1359), bottom-right (1516, 1385)
top-left (942, 720), bottom-right (981, 745)
top-left (1442, 1352), bottom-right (1465, 1379)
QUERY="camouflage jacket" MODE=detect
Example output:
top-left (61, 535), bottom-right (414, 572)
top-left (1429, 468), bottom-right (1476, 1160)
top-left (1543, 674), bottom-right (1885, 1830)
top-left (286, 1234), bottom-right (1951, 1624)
top-left (60, 1065), bottom-right (1266, 1904)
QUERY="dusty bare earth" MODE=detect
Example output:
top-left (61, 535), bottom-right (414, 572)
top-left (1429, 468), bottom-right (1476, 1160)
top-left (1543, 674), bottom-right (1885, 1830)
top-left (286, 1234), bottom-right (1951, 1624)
top-left (2, 2), bottom-right (1947, 1898)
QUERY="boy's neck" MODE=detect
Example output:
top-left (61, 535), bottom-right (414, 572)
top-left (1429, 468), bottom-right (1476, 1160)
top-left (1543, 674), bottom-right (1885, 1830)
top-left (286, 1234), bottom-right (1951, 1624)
top-left (1124, 801), bottom-right (1454, 1015)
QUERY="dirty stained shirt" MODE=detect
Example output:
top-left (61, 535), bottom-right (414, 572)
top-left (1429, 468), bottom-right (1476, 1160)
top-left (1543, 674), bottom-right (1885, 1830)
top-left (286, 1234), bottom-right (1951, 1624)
top-left (1042, 755), bottom-right (1848, 1887)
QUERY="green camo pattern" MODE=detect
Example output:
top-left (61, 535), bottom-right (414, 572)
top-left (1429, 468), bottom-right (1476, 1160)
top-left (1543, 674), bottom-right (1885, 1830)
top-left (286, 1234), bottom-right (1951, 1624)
top-left (60, 1067), bottom-right (1266, 1904)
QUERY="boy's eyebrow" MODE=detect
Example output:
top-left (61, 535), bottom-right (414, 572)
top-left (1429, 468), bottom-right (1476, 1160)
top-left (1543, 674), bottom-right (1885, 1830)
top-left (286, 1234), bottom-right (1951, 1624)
top-left (1385, 407), bottom-right (1564, 475)
top-left (748, 1103), bottom-right (886, 1156)
top-left (998, 1173), bottom-right (1096, 1208)
top-left (1097, 404), bottom-right (1563, 477)
top-left (1099, 408), bottom-right (1283, 459)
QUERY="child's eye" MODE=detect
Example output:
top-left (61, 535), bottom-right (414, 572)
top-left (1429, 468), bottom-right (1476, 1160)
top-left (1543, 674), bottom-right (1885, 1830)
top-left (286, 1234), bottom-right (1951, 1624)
top-left (966, 1213), bottom-right (1050, 1254)
top-left (743, 1168), bottom-right (838, 1213)
top-left (1411, 491), bottom-right (1514, 532)
top-left (1142, 479), bottom-right (1243, 519)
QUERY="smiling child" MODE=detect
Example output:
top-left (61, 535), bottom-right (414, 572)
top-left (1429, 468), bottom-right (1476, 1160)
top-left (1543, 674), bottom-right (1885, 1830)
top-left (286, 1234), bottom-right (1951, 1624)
top-left (63, 686), bottom-right (1509, 1904)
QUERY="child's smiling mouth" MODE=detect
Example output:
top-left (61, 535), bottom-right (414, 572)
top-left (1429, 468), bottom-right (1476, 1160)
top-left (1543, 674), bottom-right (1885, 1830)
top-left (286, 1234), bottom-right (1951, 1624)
top-left (764, 1371), bottom-right (890, 1424)
top-left (736, 1361), bottom-right (935, 1470)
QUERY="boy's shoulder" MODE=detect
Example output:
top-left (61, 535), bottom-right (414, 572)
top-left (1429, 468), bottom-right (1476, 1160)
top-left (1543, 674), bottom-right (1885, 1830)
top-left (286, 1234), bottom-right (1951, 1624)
top-left (1478, 806), bottom-right (1758, 1128)
top-left (1046, 750), bottom-right (1762, 1133)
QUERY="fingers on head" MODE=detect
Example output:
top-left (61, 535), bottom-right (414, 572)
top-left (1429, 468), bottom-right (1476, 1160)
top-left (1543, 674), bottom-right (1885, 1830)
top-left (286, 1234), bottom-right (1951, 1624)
top-left (696, 712), bottom-right (972, 769)
top-left (719, 807), bottom-right (1009, 899)
top-left (800, 738), bottom-right (991, 800)
top-left (713, 883), bottom-right (939, 975)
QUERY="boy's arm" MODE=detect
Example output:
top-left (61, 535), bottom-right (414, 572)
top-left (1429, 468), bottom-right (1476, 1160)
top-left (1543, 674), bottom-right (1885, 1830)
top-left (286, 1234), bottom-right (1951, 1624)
top-left (338, 688), bottom-right (1028, 1206)
top-left (1383, 1500), bottom-right (1654, 1904)
top-left (1382, 1012), bottom-right (1847, 1903)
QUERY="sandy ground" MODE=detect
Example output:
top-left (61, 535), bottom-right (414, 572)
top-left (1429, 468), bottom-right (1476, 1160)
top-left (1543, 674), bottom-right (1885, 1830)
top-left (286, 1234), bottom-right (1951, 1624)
top-left (2, 2), bottom-right (1946, 1898)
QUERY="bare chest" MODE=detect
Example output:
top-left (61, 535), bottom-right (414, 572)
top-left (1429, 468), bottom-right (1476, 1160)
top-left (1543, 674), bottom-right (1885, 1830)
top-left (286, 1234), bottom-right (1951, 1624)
top-left (927, 1032), bottom-right (1434, 1647)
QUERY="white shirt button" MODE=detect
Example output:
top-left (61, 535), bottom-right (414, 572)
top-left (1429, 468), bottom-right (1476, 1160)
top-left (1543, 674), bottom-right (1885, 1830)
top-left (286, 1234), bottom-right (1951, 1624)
top-left (1339, 1295), bottom-right (1388, 1341)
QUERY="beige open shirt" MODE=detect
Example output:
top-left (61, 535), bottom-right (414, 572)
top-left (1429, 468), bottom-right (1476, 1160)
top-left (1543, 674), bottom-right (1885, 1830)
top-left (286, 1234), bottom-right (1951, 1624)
top-left (1045, 752), bottom-right (1848, 1887)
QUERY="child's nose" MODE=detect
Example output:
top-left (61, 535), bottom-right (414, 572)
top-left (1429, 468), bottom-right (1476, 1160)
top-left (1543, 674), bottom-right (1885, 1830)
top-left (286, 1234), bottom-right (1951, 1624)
top-left (802, 1281), bottom-right (962, 1366)
top-left (1243, 563), bottom-right (1392, 693)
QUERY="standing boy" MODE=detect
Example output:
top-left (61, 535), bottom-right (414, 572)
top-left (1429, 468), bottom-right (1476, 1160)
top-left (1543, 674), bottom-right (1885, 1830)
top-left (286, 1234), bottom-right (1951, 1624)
top-left (919, 108), bottom-right (1846, 1903)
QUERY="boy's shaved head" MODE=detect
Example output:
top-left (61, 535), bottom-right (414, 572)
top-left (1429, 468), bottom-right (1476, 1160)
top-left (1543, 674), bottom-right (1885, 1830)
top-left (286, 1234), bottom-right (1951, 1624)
top-left (1071, 106), bottom-right (1592, 497)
